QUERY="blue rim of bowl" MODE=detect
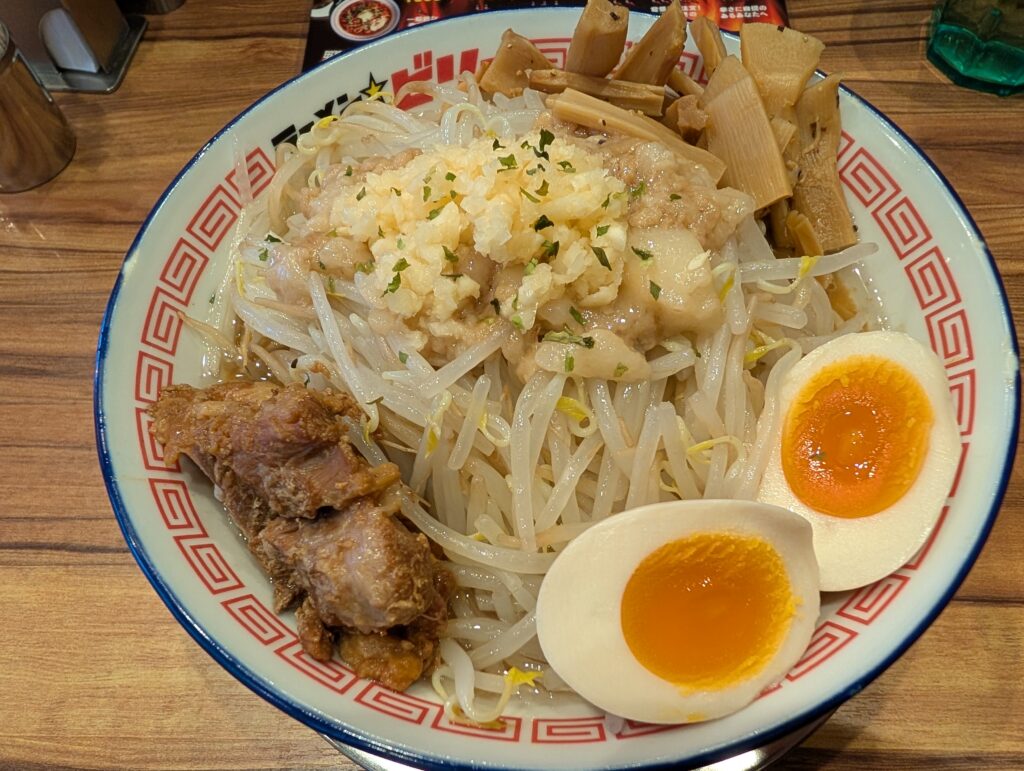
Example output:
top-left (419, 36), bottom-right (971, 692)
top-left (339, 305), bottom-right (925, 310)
top-left (94, 9), bottom-right (1020, 771)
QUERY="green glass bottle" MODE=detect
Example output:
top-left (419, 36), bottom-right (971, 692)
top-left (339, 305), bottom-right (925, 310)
top-left (927, 0), bottom-right (1024, 95)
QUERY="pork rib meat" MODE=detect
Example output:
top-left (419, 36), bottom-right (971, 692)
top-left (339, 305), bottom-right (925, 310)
top-left (149, 380), bottom-right (449, 691)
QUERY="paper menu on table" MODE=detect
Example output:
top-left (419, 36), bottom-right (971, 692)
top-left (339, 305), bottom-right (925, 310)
top-left (301, 0), bottom-right (789, 72)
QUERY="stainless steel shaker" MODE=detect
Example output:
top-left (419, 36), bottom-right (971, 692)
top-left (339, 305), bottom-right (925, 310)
top-left (0, 21), bottom-right (76, 193)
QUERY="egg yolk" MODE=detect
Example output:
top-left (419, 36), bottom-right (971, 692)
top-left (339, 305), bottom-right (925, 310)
top-left (620, 534), bottom-right (795, 691)
top-left (781, 355), bottom-right (933, 519)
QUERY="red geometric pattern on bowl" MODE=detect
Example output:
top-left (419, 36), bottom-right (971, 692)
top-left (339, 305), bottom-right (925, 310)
top-left (947, 369), bottom-right (977, 436)
top-left (185, 184), bottom-right (240, 252)
top-left (927, 306), bottom-right (974, 369)
top-left (533, 717), bottom-right (608, 744)
top-left (126, 45), bottom-right (977, 742)
top-left (355, 683), bottom-right (436, 724)
top-left (531, 38), bottom-right (570, 69)
top-left (159, 238), bottom-right (209, 305)
top-left (134, 407), bottom-right (179, 472)
top-left (275, 639), bottom-right (360, 695)
top-left (141, 287), bottom-right (185, 356)
top-left (614, 719), bottom-right (677, 739)
top-left (905, 247), bottom-right (961, 311)
top-left (173, 535), bottom-right (244, 595)
top-left (875, 195), bottom-right (932, 259)
top-left (785, 621), bottom-right (858, 682)
top-left (837, 574), bottom-right (910, 625)
top-left (149, 478), bottom-right (205, 533)
top-left (222, 594), bottom-right (292, 645)
top-left (135, 351), bottom-right (175, 404)
top-left (837, 130), bottom-right (854, 161)
top-left (678, 50), bottom-right (708, 83)
top-left (225, 147), bottom-right (276, 199)
top-left (431, 709), bottom-right (523, 741)
top-left (839, 146), bottom-right (900, 209)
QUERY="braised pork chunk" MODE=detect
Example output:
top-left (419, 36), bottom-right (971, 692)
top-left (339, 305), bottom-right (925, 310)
top-left (150, 381), bottom-right (400, 518)
top-left (149, 380), bottom-right (450, 691)
top-left (258, 499), bottom-right (436, 633)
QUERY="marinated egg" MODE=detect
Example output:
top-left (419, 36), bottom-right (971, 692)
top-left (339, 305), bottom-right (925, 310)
top-left (535, 500), bottom-right (819, 724)
top-left (757, 330), bottom-right (960, 592)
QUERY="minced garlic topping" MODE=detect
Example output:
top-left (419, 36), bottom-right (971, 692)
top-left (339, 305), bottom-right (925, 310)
top-left (330, 129), bottom-right (629, 333)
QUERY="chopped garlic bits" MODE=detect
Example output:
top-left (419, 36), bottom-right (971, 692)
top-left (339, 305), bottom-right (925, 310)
top-left (327, 129), bottom-right (628, 335)
top-left (282, 124), bottom-right (740, 377)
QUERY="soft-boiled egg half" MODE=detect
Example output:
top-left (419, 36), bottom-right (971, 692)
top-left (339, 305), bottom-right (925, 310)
top-left (536, 500), bottom-right (819, 724)
top-left (757, 330), bottom-right (960, 592)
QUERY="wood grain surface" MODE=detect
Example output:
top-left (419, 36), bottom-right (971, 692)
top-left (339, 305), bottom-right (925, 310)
top-left (0, 1), bottom-right (1021, 768)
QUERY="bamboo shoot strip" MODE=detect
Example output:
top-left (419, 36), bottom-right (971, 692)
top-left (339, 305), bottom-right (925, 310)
top-left (739, 22), bottom-right (824, 120)
top-left (690, 15), bottom-right (728, 77)
top-left (615, 0), bottom-right (686, 86)
top-left (697, 54), bottom-right (748, 107)
top-left (667, 67), bottom-right (703, 98)
top-left (565, 0), bottom-right (629, 77)
top-left (770, 116), bottom-right (797, 154)
top-left (769, 198), bottom-right (795, 249)
top-left (740, 22), bottom-right (824, 209)
top-left (547, 88), bottom-right (726, 182)
top-left (792, 74), bottom-right (857, 252)
top-left (479, 29), bottom-right (554, 97)
top-left (528, 69), bottom-right (665, 116)
top-left (786, 210), bottom-right (823, 257)
top-left (703, 60), bottom-right (792, 209)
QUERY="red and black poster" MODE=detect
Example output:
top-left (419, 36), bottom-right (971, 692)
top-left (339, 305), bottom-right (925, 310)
top-left (302, 0), bottom-right (788, 71)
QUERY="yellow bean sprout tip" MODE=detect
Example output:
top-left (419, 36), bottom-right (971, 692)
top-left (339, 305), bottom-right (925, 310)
top-left (469, 532), bottom-right (488, 542)
top-left (717, 274), bottom-right (735, 302)
top-left (505, 667), bottom-right (542, 689)
top-left (556, 396), bottom-right (589, 423)
top-left (686, 435), bottom-right (745, 461)
top-left (798, 254), bottom-right (820, 281)
top-left (744, 338), bottom-right (789, 365)
top-left (687, 439), bottom-right (714, 456)
top-left (316, 115), bottom-right (339, 129)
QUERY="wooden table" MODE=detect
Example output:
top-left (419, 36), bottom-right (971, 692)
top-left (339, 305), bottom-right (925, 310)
top-left (1, 1), bottom-right (1020, 768)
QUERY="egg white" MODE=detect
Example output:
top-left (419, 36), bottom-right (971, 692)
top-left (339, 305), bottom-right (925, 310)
top-left (535, 500), bottom-right (820, 724)
top-left (757, 331), bottom-right (961, 592)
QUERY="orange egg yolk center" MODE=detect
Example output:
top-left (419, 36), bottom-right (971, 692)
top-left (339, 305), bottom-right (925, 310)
top-left (781, 355), bottom-right (933, 519)
top-left (620, 534), bottom-right (795, 690)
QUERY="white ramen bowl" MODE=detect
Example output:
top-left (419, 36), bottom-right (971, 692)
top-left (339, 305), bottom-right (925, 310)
top-left (95, 10), bottom-right (1019, 770)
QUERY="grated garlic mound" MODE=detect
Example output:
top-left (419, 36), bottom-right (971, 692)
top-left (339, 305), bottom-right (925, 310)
top-left (330, 130), bottom-right (629, 334)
